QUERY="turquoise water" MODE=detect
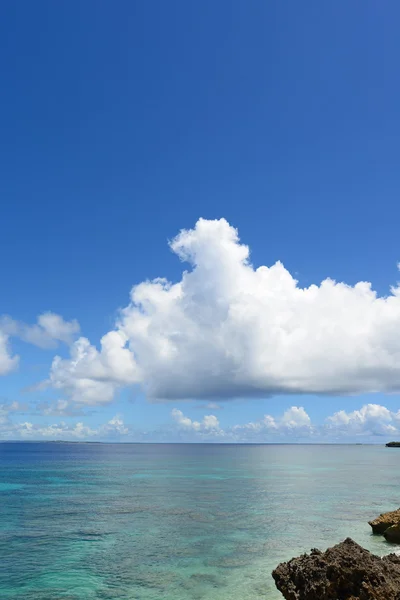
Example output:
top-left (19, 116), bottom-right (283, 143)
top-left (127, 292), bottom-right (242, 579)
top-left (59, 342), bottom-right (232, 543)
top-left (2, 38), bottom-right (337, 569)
top-left (0, 443), bottom-right (399, 599)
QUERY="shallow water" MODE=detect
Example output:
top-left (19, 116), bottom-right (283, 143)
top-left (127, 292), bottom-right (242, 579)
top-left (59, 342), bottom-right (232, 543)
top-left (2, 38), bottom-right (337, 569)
top-left (0, 443), bottom-right (399, 599)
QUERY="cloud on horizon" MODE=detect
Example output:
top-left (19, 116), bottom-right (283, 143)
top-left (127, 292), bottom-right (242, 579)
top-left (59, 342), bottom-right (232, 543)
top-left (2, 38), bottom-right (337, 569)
top-left (1, 402), bottom-right (399, 443)
top-left (0, 409), bottom-right (128, 441)
top-left (171, 408), bottom-right (220, 432)
top-left (168, 402), bottom-right (400, 443)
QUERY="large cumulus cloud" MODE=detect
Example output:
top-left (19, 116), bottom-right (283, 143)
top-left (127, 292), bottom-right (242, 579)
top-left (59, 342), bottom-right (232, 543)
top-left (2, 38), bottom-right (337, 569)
top-left (49, 218), bottom-right (400, 405)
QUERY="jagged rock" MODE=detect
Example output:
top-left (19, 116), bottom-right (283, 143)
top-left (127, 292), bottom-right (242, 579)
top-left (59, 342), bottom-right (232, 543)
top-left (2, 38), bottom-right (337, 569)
top-left (272, 537), bottom-right (400, 600)
top-left (384, 523), bottom-right (400, 544)
top-left (369, 508), bottom-right (400, 534)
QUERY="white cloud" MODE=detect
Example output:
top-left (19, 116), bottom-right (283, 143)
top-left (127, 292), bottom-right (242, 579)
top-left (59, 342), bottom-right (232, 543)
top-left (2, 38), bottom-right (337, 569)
top-left (45, 399), bottom-right (70, 415)
top-left (48, 332), bottom-right (138, 405)
top-left (171, 408), bottom-right (220, 432)
top-left (15, 421), bottom-right (97, 439)
top-left (45, 218), bottom-right (400, 405)
top-left (281, 406), bottom-right (312, 428)
top-left (170, 403), bottom-right (400, 442)
top-left (36, 313), bottom-right (80, 346)
top-left (0, 401), bottom-right (26, 426)
top-left (1, 402), bottom-right (400, 442)
top-left (0, 332), bottom-right (19, 375)
top-left (38, 399), bottom-right (83, 417)
top-left (0, 414), bottom-right (129, 440)
top-left (171, 405), bottom-right (311, 442)
top-left (0, 313), bottom-right (80, 378)
top-left (203, 414), bottom-right (220, 429)
top-left (102, 414), bottom-right (129, 436)
top-left (232, 406), bottom-right (312, 439)
top-left (1, 312), bottom-right (80, 349)
top-left (206, 402), bottom-right (222, 410)
top-left (327, 403), bottom-right (395, 436)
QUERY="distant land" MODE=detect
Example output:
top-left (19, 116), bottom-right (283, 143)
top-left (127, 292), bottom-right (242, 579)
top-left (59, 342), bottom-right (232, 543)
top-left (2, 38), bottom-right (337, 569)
top-left (0, 440), bottom-right (104, 444)
top-left (0, 441), bottom-right (390, 445)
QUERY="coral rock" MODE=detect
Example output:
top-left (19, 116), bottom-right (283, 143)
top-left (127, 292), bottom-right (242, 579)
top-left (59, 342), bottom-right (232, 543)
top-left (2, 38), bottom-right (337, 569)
top-left (384, 523), bottom-right (400, 544)
top-left (369, 508), bottom-right (400, 534)
top-left (272, 537), bottom-right (400, 600)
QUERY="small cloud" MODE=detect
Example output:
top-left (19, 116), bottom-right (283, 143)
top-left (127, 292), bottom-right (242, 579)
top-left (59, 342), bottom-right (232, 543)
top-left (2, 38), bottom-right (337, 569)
top-left (47, 332), bottom-right (139, 406)
top-left (193, 401), bottom-right (223, 411)
top-left (171, 408), bottom-right (220, 432)
top-left (37, 399), bottom-right (87, 417)
top-left (101, 414), bottom-right (128, 436)
top-left (0, 332), bottom-right (19, 376)
top-left (206, 402), bottom-right (222, 410)
top-left (22, 380), bottom-right (49, 394)
top-left (0, 312), bottom-right (80, 350)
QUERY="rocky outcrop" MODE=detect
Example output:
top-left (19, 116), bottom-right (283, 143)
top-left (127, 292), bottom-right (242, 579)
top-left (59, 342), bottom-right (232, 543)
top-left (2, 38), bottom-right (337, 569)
top-left (369, 508), bottom-right (400, 535)
top-left (385, 523), bottom-right (400, 544)
top-left (386, 442), bottom-right (400, 447)
top-left (272, 537), bottom-right (400, 600)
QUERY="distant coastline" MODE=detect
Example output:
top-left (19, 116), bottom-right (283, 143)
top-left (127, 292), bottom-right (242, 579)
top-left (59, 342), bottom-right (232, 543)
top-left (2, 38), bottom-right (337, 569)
top-left (0, 440), bottom-right (389, 445)
top-left (0, 440), bottom-right (104, 444)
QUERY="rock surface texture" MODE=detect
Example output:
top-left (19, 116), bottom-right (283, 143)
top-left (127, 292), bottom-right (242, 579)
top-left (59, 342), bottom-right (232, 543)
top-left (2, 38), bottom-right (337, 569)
top-left (272, 537), bottom-right (400, 600)
top-left (369, 508), bottom-right (400, 535)
top-left (384, 523), bottom-right (400, 544)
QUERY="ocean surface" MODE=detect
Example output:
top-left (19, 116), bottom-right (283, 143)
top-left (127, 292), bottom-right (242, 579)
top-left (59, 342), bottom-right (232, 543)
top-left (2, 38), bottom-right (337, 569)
top-left (0, 443), bottom-right (399, 599)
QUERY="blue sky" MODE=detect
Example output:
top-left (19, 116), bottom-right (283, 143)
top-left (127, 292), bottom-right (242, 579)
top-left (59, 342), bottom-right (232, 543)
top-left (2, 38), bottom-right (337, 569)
top-left (1, 1), bottom-right (400, 442)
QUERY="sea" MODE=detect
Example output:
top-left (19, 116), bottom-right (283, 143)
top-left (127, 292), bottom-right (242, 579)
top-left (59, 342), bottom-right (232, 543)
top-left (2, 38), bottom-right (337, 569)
top-left (0, 442), bottom-right (399, 600)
